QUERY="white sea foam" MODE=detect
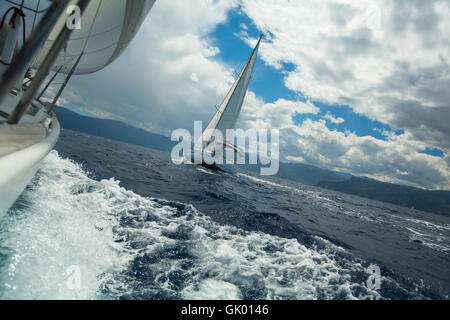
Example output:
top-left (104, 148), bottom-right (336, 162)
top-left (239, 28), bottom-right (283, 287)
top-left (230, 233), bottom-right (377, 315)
top-left (196, 166), bottom-right (219, 175)
top-left (405, 227), bottom-right (450, 253)
top-left (183, 279), bottom-right (241, 300)
top-left (403, 217), bottom-right (450, 232)
top-left (0, 152), bottom-right (131, 299)
top-left (0, 152), bottom-right (384, 299)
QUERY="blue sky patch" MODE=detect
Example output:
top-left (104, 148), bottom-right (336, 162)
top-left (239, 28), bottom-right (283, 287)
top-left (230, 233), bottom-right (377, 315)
top-left (209, 7), bottom-right (407, 143)
top-left (420, 148), bottom-right (445, 158)
top-left (209, 8), bottom-right (296, 103)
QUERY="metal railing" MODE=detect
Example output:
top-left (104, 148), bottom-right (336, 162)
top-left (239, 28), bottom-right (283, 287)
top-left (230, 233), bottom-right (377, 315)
top-left (0, 0), bottom-right (90, 124)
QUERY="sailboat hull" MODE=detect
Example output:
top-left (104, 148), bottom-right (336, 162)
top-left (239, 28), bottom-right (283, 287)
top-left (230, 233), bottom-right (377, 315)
top-left (191, 149), bottom-right (239, 174)
top-left (0, 112), bottom-right (60, 219)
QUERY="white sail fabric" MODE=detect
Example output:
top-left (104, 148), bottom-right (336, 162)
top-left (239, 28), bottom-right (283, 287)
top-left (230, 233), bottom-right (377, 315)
top-left (198, 36), bottom-right (261, 149)
top-left (33, 0), bottom-right (155, 75)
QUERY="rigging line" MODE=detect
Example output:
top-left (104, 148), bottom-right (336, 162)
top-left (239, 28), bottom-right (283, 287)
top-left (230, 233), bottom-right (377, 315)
top-left (206, 97), bottom-right (225, 128)
top-left (199, 104), bottom-right (223, 144)
top-left (205, 107), bottom-right (218, 126)
top-left (204, 49), bottom-right (255, 132)
top-left (42, 24), bottom-right (122, 41)
top-left (31, 0), bottom-right (40, 32)
top-left (38, 64), bottom-right (64, 99)
top-left (57, 42), bottom-right (116, 57)
top-left (203, 69), bottom-right (244, 134)
top-left (5, 0), bottom-right (50, 14)
top-left (81, 0), bottom-right (102, 52)
top-left (209, 104), bottom-right (223, 122)
top-left (204, 70), bottom-right (242, 131)
top-left (70, 24), bottom-right (122, 40)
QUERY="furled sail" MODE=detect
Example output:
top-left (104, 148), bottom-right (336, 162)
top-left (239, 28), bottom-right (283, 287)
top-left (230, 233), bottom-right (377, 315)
top-left (33, 0), bottom-right (155, 75)
top-left (198, 35), bottom-right (262, 149)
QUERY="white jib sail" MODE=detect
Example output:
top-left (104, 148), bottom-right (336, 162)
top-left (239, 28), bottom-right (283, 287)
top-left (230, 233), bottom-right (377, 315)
top-left (197, 35), bottom-right (262, 151)
top-left (33, 0), bottom-right (155, 75)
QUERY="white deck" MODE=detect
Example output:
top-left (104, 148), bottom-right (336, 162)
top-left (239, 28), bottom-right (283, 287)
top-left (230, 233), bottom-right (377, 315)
top-left (0, 122), bottom-right (47, 157)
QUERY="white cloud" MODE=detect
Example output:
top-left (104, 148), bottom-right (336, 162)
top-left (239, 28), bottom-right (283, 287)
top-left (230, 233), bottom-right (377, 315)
top-left (190, 72), bottom-right (199, 83)
top-left (240, 0), bottom-right (450, 150)
top-left (240, 23), bottom-right (248, 30)
top-left (239, 95), bottom-right (449, 190)
top-left (324, 112), bottom-right (345, 124)
top-left (289, 119), bottom-right (449, 189)
top-left (238, 0), bottom-right (450, 189)
top-left (240, 93), bottom-right (319, 129)
top-left (240, 91), bottom-right (450, 188)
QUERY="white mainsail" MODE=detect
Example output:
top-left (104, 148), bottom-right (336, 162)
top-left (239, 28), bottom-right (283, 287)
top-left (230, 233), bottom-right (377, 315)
top-left (198, 35), bottom-right (262, 150)
top-left (33, 0), bottom-right (155, 74)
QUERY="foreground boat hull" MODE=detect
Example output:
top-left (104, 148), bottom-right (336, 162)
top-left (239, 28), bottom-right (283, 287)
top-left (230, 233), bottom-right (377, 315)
top-left (0, 113), bottom-right (60, 219)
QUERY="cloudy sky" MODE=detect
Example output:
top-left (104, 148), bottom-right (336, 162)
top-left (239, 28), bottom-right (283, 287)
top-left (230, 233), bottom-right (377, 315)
top-left (42, 0), bottom-right (449, 190)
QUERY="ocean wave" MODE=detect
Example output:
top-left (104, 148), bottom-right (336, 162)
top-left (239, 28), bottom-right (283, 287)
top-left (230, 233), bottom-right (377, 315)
top-left (0, 151), bottom-right (432, 299)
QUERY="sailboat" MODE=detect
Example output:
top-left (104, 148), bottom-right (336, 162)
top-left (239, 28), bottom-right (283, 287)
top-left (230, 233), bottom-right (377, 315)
top-left (0, 0), bottom-right (155, 218)
top-left (193, 34), bottom-right (262, 174)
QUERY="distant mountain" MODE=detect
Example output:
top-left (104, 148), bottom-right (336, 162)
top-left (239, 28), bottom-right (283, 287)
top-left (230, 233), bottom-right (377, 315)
top-left (318, 177), bottom-right (450, 217)
top-left (54, 107), bottom-right (174, 152)
top-left (54, 106), bottom-right (450, 216)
